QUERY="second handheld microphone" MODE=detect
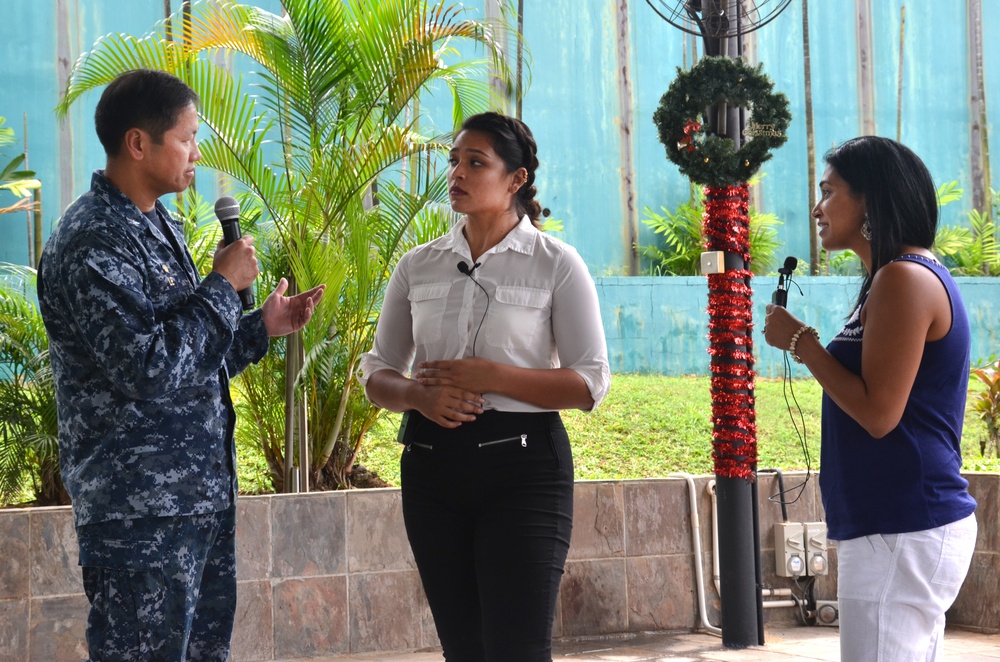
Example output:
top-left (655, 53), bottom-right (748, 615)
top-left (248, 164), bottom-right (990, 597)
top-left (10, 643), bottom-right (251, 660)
top-left (214, 196), bottom-right (255, 311)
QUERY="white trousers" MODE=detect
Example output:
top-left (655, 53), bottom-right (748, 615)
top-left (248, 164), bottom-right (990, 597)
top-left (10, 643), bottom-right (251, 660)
top-left (836, 513), bottom-right (977, 662)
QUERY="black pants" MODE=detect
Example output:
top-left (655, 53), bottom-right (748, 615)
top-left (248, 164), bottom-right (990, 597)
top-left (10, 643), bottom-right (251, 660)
top-left (400, 410), bottom-right (574, 662)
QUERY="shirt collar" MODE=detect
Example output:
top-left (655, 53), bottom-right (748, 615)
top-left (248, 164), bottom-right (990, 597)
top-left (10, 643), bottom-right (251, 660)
top-left (436, 214), bottom-right (537, 258)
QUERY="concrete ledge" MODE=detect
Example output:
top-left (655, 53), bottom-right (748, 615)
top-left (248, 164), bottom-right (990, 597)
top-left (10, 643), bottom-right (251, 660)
top-left (1, 472), bottom-right (996, 660)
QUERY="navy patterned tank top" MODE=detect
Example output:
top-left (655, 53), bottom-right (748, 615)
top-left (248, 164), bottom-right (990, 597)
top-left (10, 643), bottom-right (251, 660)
top-left (819, 254), bottom-right (977, 540)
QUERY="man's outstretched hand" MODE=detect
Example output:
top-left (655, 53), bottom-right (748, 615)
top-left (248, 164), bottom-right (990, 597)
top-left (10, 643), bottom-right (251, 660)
top-left (261, 277), bottom-right (326, 337)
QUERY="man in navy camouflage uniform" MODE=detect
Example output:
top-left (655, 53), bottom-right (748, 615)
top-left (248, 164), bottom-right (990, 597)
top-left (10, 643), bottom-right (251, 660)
top-left (38, 69), bottom-right (324, 661)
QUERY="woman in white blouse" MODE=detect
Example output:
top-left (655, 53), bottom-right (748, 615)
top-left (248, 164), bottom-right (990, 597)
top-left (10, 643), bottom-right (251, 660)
top-left (359, 112), bottom-right (610, 661)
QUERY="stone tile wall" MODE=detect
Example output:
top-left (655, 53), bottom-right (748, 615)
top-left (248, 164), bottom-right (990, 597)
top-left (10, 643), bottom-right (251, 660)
top-left (1, 472), bottom-right (996, 660)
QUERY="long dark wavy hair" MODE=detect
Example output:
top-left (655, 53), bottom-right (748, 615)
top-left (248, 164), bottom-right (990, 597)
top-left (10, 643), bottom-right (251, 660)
top-left (823, 136), bottom-right (938, 311)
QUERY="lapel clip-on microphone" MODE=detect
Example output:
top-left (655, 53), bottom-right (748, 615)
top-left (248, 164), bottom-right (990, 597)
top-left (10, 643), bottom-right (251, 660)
top-left (457, 261), bottom-right (481, 276)
top-left (457, 260), bottom-right (487, 356)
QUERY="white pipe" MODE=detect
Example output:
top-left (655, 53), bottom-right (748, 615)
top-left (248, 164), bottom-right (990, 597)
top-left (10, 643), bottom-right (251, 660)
top-left (706, 479), bottom-right (806, 610)
top-left (670, 473), bottom-right (722, 636)
top-left (762, 600), bottom-right (801, 609)
top-left (670, 474), bottom-right (806, 639)
top-left (708, 479), bottom-right (721, 596)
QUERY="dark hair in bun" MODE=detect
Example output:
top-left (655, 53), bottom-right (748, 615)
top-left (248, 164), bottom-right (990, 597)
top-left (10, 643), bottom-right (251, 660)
top-left (459, 112), bottom-right (541, 226)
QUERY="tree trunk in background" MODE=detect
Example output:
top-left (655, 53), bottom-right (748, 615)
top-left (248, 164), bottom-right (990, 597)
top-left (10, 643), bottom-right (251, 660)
top-left (516, 0), bottom-right (524, 119)
top-left (32, 188), bottom-right (42, 268)
top-left (615, 0), bottom-right (639, 275)
top-left (968, 0), bottom-right (992, 225)
top-left (802, 0), bottom-right (818, 273)
top-left (896, 6), bottom-right (905, 143)
top-left (856, 0), bottom-right (875, 135)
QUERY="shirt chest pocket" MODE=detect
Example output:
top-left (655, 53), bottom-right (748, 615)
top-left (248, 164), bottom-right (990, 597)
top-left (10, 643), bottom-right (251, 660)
top-left (486, 286), bottom-right (551, 350)
top-left (408, 282), bottom-right (452, 345)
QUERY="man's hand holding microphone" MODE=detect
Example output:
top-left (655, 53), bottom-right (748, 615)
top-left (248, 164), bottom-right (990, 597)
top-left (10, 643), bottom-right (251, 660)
top-left (212, 196), bottom-right (326, 337)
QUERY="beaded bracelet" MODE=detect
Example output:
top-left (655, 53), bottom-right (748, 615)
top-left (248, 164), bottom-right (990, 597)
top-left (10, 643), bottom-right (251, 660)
top-left (788, 325), bottom-right (819, 364)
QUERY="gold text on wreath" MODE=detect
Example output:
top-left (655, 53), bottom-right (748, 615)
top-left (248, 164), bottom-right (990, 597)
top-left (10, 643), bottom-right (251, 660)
top-left (744, 122), bottom-right (784, 138)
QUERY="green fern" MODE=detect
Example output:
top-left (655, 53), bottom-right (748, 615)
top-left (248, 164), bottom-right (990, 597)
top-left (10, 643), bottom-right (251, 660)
top-left (640, 190), bottom-right (782, 276)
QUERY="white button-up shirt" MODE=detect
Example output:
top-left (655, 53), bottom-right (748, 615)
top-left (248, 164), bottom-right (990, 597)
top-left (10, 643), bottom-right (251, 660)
top-left (359, 215), bottom-right (610, 412)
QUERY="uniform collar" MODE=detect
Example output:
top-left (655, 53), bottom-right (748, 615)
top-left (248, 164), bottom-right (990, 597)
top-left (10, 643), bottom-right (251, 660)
top-left (90, 170), bottom-right (173, 231)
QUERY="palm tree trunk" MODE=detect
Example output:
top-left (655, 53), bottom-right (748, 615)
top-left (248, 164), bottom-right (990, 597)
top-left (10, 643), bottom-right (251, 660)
top-left (968, 0), bottom-right (992, 229)
top-left (856, 0), bottom-right (875, 136)
top-left (896, 6), bottom-right (905, 142)
top-left (802, 0), bottom-right (818, 273)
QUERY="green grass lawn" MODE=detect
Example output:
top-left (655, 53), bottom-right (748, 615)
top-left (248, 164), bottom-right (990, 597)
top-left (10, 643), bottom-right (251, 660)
top-left (336, 374), bottom-right (999, 489)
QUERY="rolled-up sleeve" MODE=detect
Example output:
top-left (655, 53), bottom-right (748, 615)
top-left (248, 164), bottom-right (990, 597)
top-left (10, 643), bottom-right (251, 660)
top-left (551, 249), bottom-right (611, 409)
top-left (358, 253), bottom-right (416, 389)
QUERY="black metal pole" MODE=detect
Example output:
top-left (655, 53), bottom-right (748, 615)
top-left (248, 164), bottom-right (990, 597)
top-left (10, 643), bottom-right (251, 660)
top-left (716, 475), bottom-right (762, 647)
top-left (702, 0), bottom-right (762, 649)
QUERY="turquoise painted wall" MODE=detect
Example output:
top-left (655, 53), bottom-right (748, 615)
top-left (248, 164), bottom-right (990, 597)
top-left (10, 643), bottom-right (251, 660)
top-left (2, 1), bottom-right (999, 272)
top-left (1, 1), bottom-right (997, 375)
top-left (598, 276), bottom-right (999, 376)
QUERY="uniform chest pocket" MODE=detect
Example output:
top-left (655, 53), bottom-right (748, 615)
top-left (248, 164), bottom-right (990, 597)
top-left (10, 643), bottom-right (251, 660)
top-left (408, 282), bottom-right (451, 345)
top-left (148, 264), bottom-right (189, 309)
top-left (486, 286), bottom-right (551, 350)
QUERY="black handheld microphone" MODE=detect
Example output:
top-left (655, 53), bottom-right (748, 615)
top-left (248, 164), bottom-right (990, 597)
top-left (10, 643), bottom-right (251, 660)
top-left (457, 261), bottom-right (480, 276)
top-left (214, 196), bottom-right (255, 310)
top-left (772, 256), bottom-right (798, 308)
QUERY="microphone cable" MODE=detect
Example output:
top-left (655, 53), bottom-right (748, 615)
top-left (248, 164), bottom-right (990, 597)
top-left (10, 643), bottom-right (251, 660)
top-left (457, 261), bottom-right (489, 357)
top-left (768, 257), bottom-right (812, 507)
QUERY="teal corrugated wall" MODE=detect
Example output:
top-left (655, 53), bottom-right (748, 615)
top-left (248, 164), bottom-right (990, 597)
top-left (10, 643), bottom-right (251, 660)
top-left (1, 1), bottom-right (997, 375)
top-left (2, 1), bottom-right (999, 272)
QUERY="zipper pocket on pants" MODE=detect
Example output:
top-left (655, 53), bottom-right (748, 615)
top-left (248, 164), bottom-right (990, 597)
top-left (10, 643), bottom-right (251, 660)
top-left (478, 434), bottom-right (527, 449)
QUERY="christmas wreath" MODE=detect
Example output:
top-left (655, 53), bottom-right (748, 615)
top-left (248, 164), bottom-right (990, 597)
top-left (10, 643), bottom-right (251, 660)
top-left (653, 56), bottom-right (791, 187)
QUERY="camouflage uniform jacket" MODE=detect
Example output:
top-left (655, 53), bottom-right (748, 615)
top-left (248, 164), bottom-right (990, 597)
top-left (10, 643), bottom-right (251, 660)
top-left (37, 171), bottom-right (269, 527)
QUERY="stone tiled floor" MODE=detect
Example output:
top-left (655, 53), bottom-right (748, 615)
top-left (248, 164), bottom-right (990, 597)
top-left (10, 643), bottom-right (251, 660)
top-left (276, 625), bottom-right (1000, 661)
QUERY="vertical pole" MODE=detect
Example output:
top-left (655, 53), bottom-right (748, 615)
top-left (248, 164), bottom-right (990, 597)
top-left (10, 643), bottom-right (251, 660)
top-left (968, 0), bottom-right (991, 220)
top-left (515, 0), bottom-right (524, 120)
top-left (283, 321), bottom-right (298, 493)
top-left (283, 275), bottom-right (301, 493)
top-left (855, 0), bottom-right (876, 135)
top-left (297, 332), bottom-right (309, 493)
top-left (615, 0), bottom-right (639, 275)
top-left (702, 0), bottom-right (762, 648)
top-left (715, 476), bottom-right (761, 646)
top-left (896, 6), bottom-right (905, 143)
top-left (802, 0), bottom-right (818, 273)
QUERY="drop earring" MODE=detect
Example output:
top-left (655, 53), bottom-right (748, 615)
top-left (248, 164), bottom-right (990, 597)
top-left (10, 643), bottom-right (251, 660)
top-left (861, 213), bottom-right (872, 241)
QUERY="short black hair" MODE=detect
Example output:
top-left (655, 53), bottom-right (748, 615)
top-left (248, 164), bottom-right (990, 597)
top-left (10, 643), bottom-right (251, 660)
top-left (94, 69), bottom-right (199, 157)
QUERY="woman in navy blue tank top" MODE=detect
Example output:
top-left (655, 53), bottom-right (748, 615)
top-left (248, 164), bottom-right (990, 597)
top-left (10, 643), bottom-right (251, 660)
top-left (763, 136), bottom-right (977, 661)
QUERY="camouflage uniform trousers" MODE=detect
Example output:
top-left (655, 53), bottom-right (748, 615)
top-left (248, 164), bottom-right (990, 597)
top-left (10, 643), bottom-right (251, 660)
top-left (76, 503), bottom-right (237, 661)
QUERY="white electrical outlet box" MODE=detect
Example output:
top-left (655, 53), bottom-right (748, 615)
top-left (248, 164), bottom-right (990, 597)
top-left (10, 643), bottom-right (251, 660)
top-left (804, 521), bottom-right (829, 576)
top-left (700, 251), bottom-right (725, 275)
top-left (775, 522), bottom-right (805, 577)
top-left (815, 600), bottom-right (840, 627)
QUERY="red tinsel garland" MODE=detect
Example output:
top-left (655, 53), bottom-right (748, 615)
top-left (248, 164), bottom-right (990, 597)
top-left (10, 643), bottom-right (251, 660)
top-left (703, 184), bottom-right (757, 481)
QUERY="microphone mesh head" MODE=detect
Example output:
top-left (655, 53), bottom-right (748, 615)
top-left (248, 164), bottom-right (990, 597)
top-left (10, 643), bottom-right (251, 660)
top-left (214, 196), bottom-right (240, 219)
top-left (784, 256), bottom-right (798, 271)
